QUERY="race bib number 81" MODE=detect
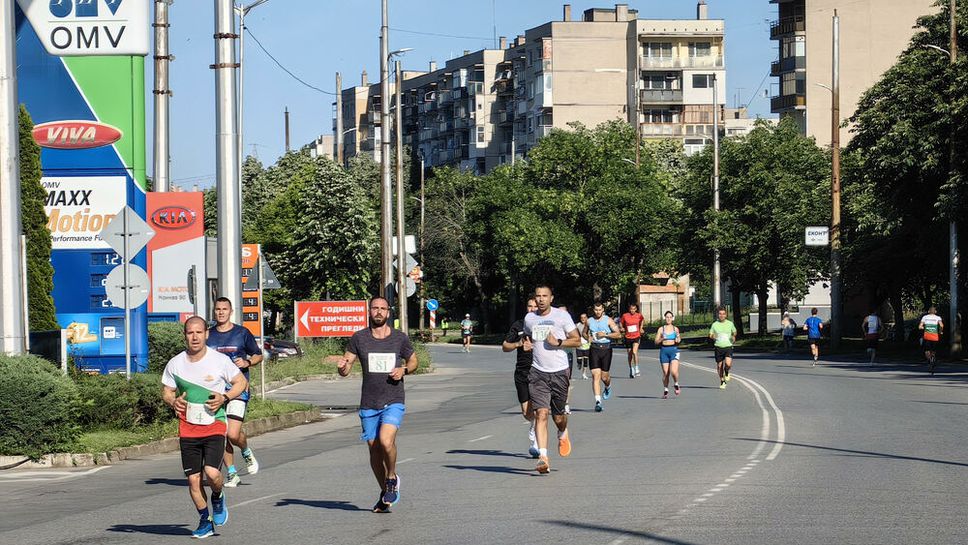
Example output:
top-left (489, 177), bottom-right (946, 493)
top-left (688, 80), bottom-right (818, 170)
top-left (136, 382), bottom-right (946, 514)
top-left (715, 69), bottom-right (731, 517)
top-left (368, 353), bottom-right (396, 373)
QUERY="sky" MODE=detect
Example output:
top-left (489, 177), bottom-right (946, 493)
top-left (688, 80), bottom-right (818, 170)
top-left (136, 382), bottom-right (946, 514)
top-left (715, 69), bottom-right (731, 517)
top-left (159, 0), bottom-right (778, 189)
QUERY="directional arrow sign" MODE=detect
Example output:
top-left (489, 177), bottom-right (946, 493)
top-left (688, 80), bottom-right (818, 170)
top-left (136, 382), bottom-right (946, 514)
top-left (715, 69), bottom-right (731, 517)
top-left (393, 253), bottom-right (419, 273)
top-left (295, 301), bottom-right (368, 338)
top-left (105, 264), bottom-right (151, 309)
top-left (101, 206), bottom-right (155, 257)
top-left (426, 299), bottom-right (439, 311)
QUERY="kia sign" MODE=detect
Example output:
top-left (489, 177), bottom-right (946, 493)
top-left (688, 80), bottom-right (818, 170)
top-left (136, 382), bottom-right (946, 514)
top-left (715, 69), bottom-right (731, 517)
top-left (33, 120), bottom-right (123, 149)
top-left (16, 0), bottom-right (150, 56)
top-left (295, 301), bottom-right (368, 338)
top-left (150, 206), bottom-right (197, 230)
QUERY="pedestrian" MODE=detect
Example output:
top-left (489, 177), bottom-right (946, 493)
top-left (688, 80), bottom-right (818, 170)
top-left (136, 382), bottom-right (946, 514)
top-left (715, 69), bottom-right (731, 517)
top-left (502, 297), bottom-right (539, 458)
top-left (576, 312), bottom-right (591, 380)
top-left (780, 312), bottom-right (797, 353)
top-left (337, 297), bottom-right (419, 512)
top-left (653, 311), bottom-right (681, 398)
top-left (620, 303), bottom-right (645, 378)
top-left (862, 308), bottom-right (882, 365)
top-left (208, 297), bottom-right (262, 488)
top-left (587, 303), bottom-right (620, 412)
top-left (919, 306), bottom-right (943, 374)
top-left (460, 314), bottom-right (474, 353)
top-left (161, 316), bottom-right (248, 539)
top-left (709, 306), bottom-right (737, 389)
top-left (803, 308), bottom-right (824, 365)
top-left (524, 285), bottom-right (581, 474)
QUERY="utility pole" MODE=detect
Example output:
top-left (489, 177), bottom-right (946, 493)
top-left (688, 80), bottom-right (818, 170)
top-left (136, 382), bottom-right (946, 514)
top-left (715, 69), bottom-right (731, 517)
top-left (153, 0), bottom-right (172, 192)
top-left (419, 154), bottom-right (426, 333)
top-left (830, 10), bottom-right (843, 349)
top-left (712, 73), bottom-right (722, 308)
top-left (0, 0), bottom-right (26, 355)
top-left (284, 107), bottom-right (290, 152)
top-left (214, 0), bottom-right (243, 323)
top-left (950, 0), bottom-right (961, 356)
top-left (335, 72), bottom-right (343, 165)
top-left (633, 54), bottom-right (641, 167)
top-left (380, 0), bottom-right (393, 302)
top-left (394, 60), bottom-right (408, 333)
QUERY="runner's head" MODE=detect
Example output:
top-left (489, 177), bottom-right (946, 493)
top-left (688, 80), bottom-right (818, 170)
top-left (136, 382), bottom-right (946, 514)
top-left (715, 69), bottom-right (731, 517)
top-left (534, 285), bottom-right (554, 313)
top-left (580, 312), bottom-right (588, 324)
top-left (526, 298), bottom-right (537, 313)
top-left (369, 297), bottom-right (390, 327)
top-left (629, 303), bottom-right (639, 314)
top-left (928, 305), bottom-right (937, 314)
top-left (184, 316), bottom-right (209, 355)
top-left (664, 310), bottom-right (674, 324)
top-left (717, 306), bottom-right (727, 322)
top-left (214, 297), bottom-right (233, 326)
top-left (811, 307), bottom-right (819, 316)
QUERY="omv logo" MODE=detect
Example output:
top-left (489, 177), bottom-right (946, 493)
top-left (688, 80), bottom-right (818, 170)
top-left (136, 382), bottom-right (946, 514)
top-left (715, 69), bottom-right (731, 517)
top-left (49, 0), bottom-right (124, 18)
top-left (18, 0), bottom-right (148, 57)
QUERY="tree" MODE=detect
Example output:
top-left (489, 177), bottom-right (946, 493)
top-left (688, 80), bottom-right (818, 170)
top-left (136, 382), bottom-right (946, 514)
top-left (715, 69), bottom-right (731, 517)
top-left (19, 105), bottom-right (57, 331)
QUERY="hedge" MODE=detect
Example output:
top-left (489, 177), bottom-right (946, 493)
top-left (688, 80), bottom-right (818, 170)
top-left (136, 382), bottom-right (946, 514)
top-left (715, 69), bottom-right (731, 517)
top-left (74, 373), bottom-right (170, 429)
top-left (0, 354), bottom-right (79, 458)
top-left (148, 321), bottom-right (185, 374)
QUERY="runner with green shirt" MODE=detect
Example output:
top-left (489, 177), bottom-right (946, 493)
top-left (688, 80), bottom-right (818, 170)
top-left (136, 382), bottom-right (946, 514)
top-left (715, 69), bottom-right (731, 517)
top-left (709, 307), bottom-right (737, 390)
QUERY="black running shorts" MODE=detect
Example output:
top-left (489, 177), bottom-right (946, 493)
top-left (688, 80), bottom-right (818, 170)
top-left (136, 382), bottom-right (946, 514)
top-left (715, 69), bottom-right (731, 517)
top-left (180, 435), bottom-right (226, 476)
top-left (514, 367), bottom-right (530, 403)
top-left (714, 346), bottom-right (733, 363)
top-left (589, 344), bottom-right (612, 371)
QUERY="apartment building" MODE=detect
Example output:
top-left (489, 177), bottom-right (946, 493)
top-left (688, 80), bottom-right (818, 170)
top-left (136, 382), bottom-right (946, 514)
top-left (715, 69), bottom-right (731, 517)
top-left (334, 3), bottom-right (727, 172)
top-left (770, 0), bottom-right (936, 146)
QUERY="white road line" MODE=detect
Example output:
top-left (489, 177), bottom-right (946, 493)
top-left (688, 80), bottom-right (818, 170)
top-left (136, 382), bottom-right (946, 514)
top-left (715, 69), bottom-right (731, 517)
top-left (0, 466), bottom-right (110, 483)
top-left (735, 374), bottom-right (786, 460)
top-left (607, 539), bottom-right (626, 545)
top-left (468, 435), bottom-right (493, 443)
top-left (233, 493), bottom-right (282, 508)
top-left (398, 458), bottom-right (415, 464)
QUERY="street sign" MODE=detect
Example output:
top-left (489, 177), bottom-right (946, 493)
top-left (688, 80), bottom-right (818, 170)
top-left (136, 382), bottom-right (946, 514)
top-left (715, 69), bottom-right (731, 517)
top-left (392, 235), bottom-right (417, 255)
top-left (105, 264), bottom-right (150, 309)
top-left (262, 261), bottom-right (282, 290)
top-left (406, 277), bottom-right (417, 298)
top-left (16, 0), bottom-right (150, 57)
top-left (393, 253), bottom-right (419, 273)
top-left (427, 299), bottom-right (439, 311)
top-left (805, 226), bottom-right (830, 246)
top-left (101, 206), bottom-right (155, 257)
top-left (295, 301), bottom-right (368, 338)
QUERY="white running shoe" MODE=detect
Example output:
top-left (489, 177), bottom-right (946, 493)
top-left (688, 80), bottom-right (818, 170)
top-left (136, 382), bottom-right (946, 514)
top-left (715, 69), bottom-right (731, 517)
top-left (242, 449), bottom-right (259, 475)
top-left (224, 472), bottom-right (241, 488)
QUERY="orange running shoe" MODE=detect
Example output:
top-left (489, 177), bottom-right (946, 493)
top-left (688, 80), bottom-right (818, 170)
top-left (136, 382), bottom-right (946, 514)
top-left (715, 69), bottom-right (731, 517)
top-left (558, 432), bottom-right (572, 457)
top-left (536, 456), bottom-right (550, 474)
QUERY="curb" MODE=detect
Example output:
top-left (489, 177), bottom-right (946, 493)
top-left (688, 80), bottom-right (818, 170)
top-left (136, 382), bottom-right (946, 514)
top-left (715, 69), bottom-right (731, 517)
top-left (13, 408), bottom-right (327, 470)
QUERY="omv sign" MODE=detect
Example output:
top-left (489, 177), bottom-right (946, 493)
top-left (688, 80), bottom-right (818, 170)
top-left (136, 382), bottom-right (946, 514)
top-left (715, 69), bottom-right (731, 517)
top-left (16, 0), bottom-right (149, 56)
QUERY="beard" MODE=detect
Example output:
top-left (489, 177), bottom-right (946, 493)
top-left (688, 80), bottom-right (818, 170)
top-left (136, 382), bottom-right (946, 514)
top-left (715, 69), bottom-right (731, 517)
top-left (370, 314), bottom-right (388, 327)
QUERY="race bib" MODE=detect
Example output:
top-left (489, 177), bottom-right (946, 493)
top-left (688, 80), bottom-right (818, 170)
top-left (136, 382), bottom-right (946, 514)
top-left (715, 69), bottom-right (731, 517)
top-left (225, 399), bottom-right (246, 419)
top-left (717, 332), bottom-right (731, 344)
top-left (186, 402), bottom-right (216, 425)
top-left (367, 353), bottom-right (396, 374)
top-left (626, 324), bottom-right (638, 333)
top-left (531, 325), bottom-right (552, 342)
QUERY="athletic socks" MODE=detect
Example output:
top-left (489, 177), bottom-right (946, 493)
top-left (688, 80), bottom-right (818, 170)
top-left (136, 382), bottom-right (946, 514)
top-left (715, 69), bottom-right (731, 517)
top-left (241, 448), bottom-right (252, 458)
top-left (595, 395), bottom-right (601, 402)
top-left (198, 507), bottom-right (210, 520)
top-left (538, 448), bottom-right (548, 457)
top-left (227, 465), bottom-right (237, 475)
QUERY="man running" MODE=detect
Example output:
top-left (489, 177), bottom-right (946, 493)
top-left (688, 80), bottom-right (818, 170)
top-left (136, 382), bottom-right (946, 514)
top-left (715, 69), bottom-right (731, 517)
top-left (162, 316), bottom-right (248, 539)
top-left (862, 309), bottom-right (882, 365)
top-left (524, 285), bottom-right (581, 474)
top-left (804, 308), bottom-right (824, 365)
top-left (502, 297), bottom-right (539, 457)
top-left (653, 311), bottom-right (681, 398)
top-left (709, 307), bottom-right (737, 389)
top-left (207, 297), bottom-right (262, 488)
top-left (919, 306), bottom-right (943, 374)
top-left (576, 313), bottom-right (591, 380)
top-left (460, 314), bottom-right (474, 353)
top-left (620, 303), bottom-right (645, 378)
top-left (337, 297), bottom-right (418, 513)
top-left (587, 303), bottom-right (621, 412)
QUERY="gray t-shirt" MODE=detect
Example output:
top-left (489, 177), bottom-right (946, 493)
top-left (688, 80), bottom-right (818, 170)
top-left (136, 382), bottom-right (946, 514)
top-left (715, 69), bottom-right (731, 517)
top-left (347, 328), bottom-right (415, 409)
top-left (524, 307), bottom-right (577, 373)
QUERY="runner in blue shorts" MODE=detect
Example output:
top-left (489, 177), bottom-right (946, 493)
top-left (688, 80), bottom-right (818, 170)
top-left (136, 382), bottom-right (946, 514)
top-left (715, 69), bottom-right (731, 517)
top-left (337, 297), bottom-right (418, 513)
top-left (653, 311), bottom-right (681, 399)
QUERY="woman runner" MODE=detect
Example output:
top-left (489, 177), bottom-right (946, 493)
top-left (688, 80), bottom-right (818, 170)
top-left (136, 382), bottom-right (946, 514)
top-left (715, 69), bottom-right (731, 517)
top-left (653, 311), bottom-right (682, 398)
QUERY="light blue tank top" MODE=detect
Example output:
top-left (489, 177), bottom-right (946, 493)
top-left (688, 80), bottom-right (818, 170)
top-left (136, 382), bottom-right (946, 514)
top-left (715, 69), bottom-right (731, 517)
top-left (661, 325), bottom-right (677, 340)
top-left (588, 316), bottom-right (611, 344)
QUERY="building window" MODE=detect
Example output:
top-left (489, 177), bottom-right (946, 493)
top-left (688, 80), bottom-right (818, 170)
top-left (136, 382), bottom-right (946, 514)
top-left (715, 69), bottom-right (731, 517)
top-left (781, 72), bottom-right (806, 95)
top-left (642, 42), bottom-right (672, 58)
top-left (781, 36), bottom-right (805, 60)
top-left (692, 74), bottom-right (715, 89)
top-left (477, 126), bottom-right (485, 143)
top-left (688, 42), bottom-right (712, 57)
top-left (643, 73), bottom-right (678, 90)
top-left (644, 109), bottom-right (677, 123)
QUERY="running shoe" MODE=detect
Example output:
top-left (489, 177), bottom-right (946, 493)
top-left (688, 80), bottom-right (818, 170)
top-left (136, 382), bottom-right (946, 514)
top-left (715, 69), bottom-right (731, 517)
top-left (224, 472), bottom-right (241, 488)
top-left (581, 372), bottom-right (589, 380)
top-left (382, 474), bottom-right (401, 506)
top-left (635, 365), bottom-right (642, 377)
top-left (603, 385), bottom-right (612, 400)
top-left (242, 449), bottom-right (259, 475)
top-left (563, 404), bottom-right (571, 415)
top-left (211, 493), bottom-right (228, 526)
top-left (674, 384), bottom-right (681, 396)
top-left (662, 389), bottom-right (669, 399)
top-left (594, 400), bottom-right (603, 412)
top-left (528, 444), bottom-right (540, 458)
top-left (558, 432), bottom-right (572, 457)
top-left (192, 518), bottom-right (214, 539)
top-left (372, 495), bottom-right (391, 513)
top-left (629, 370), bottom-right (635, 379)
top-left (536, 456), bottom-right (550, 474)
top-left (724, 373), bottom-right (731, 382)
top-left (719, 380), bottom-right (726, 390)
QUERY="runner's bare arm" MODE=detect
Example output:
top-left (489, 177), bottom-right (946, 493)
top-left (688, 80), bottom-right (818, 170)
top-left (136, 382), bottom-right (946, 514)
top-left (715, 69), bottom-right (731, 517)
top-left (606, 318), bottom-right (622, 339)
top-left (337, 351), bottom-right (358, 376)
top-left (502, 335), bottom-right (522, 352)
top-left (225, 373), bottom-right (248, 402)
top-left (162, 386), bottom-right (187, 413)
top-left (558, 327), bottom-right (583, 348)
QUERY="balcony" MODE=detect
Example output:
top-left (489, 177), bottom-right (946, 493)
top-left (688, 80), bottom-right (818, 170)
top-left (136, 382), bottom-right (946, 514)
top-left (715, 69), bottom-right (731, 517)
top-left (770, 16), bottom-right (805, 39)
top-left (536, 125), bottom-right (554, 139)
top-left (454, 117), bottom-right (471, 130)
top-left (771, 93), bottom-right (806, 111)
top-left (367, 110), bottom-right (382, 124)
top-left (640, 89), bottom-right (683, 103)
top-left (770, 55), bottom-right (805, 76)
top-left (639, 123), bottom-right (716, 138)
top-left (639, 56), bottom-right (724, 69)
top-left (468, 82), bottom-right (484, 96)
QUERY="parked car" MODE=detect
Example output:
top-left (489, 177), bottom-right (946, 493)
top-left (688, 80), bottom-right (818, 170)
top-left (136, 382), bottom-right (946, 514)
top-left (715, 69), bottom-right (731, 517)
top-left (263, 336), bottom-right (302, 360)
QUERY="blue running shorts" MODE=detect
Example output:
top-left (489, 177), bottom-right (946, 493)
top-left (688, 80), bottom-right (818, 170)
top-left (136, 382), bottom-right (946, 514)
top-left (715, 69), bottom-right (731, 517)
top-left (359, 403), bottom-right (406, 441)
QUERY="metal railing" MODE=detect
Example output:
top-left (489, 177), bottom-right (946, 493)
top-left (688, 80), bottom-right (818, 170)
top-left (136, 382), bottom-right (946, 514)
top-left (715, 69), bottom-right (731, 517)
top-left (770, 16), bottom-right (805, 39)
top-left (639, 55), bottom-right (724, 69)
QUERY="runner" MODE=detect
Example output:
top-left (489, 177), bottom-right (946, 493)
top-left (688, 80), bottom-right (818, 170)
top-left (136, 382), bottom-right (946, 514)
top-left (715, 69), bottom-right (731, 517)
top-left (803, 308), bottom-right (824, 365)
top-left (576, 312), bottom-right (591, 380)
top-left (587, 303), bottom-right (621, 412)
top-left (862, 309), bottom-right (882, 365)
top-left (524, 285), bottom-right (581, 474)
top-left (337, 297), bottom-right (419, 513)
top-left (620, 303), bottom-right (645, 378)
top-left (919, 306), bottom-right (943, 374)
top-left (709, 307), bottom-right (737, 389)
top-left (781, 312), bottom-right (797, 353)
top-left (653, 311), bottom-right (681, 399)
top-left (502, 297), bottom-right (539, 458)
top-left (460, 314), bottom-right (474, 353)
top-left (207, 297), bottom-right (262, 488)
top-left (161, 316), bottom-right (248, 539)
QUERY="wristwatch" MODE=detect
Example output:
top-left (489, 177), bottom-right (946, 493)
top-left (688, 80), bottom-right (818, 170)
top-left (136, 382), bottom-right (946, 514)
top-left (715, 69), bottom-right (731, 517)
top-left (557, 338), bottom-right (563, 347)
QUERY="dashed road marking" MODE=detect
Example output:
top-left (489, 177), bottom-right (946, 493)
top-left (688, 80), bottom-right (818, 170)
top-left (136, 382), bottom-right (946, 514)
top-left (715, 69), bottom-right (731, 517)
top-left (468, 435), bottom-right (493, 443)
top-left (233, 493), bottom-right (282, 508)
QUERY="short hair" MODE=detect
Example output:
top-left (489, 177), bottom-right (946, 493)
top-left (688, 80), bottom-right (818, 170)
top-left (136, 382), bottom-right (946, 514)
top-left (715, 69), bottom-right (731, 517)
top-left (629, 303), bottom-right (638, 309)
top-left (184, 315), bottom-right (208, 332)
top-left (811, 307), bottom-right (819, 315)
top-left (535, 284), bottom-right (554, 294)
top-left (370, 296), bottom-right (389, 308)
top-left (928, 305), bottom-right (937, 313)
top-left (717, 306), bottom-right (728, 313)
top-left (664, 310), bottom-right (674, 317)
top-left (214, 297), bottom-right (232, 309)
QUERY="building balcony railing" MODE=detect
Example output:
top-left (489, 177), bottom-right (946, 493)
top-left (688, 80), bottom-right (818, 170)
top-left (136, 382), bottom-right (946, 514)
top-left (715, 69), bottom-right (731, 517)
top-left (770, 55), bottom-right (805, 76)
top-left (640, 89), bottom-right (683, 103)
top-left (468, 82), bottom-right (484, 96)
top-left (771, 93), bottom-right (806, 111)
top-left (639, 123), bottom-right (715, 137)
top-left (770, 16), bottom-right (805, 39)
top-left (639, 56), bottom-right (724, 69)
top-left (367, 110), bottom-right (381, 124)
top-left (454, 117), bottom-right (471, 130)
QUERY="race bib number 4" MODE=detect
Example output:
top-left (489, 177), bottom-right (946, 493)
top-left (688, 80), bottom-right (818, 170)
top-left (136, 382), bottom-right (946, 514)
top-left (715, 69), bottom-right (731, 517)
top-left (186, 402), bottom-right (216, 425)
top-left (368, 353), bottom-right (396, 373)
top-left (531, 325), bottom-right (552, 342)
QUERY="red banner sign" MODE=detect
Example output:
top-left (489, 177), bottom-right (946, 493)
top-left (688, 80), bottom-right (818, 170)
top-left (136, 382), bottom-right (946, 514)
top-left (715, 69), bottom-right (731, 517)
top-left (295, 301), bottom-right (368, 338)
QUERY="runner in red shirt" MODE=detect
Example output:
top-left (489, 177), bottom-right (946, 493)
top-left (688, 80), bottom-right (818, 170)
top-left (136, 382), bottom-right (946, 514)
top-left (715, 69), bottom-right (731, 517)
top-left (620, 303), bottom-right (645, 378)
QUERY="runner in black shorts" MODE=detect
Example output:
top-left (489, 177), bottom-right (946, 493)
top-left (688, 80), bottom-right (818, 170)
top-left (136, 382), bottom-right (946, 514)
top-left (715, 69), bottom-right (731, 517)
top-left (502, 297), bottom-right (539, 457)
top-left (709, 307), bottom-right (737, 390)
top-left (586, 303), bottom-right (620, 412)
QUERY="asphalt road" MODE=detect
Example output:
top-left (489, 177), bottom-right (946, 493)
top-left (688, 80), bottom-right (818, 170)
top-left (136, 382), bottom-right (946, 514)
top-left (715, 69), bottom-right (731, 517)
top-left (1, 344), bottom-right (967, 544)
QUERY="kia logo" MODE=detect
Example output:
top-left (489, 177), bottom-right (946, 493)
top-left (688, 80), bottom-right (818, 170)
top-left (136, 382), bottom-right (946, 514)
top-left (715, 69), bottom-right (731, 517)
top-left (32, 120), bottom-right (123, 150)
top-left (150, 206), bottom-right (197, 230)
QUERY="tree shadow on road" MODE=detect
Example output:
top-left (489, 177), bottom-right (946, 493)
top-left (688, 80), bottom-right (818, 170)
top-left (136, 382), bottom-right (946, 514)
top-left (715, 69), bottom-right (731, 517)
top-left (275, 498), bottom-right (366, 511)
top-left (736, 438), bottom-right (968, 468)
top-left (542, 520), bottom-right (702, 545)
top-left (446, 449), bottom-right (531, 459)
top-left (443, 464), bottom-right (536, 476)
top-left (107, 524), bottom-right (192, 536)
top-left (144, 478), bottom-right (187, 486)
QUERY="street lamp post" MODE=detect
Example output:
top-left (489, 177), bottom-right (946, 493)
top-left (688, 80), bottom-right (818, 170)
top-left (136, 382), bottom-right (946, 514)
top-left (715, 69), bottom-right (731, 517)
top-left (394, 59), bottom-right (408, 333)
top-left (830, 10), bottom-right (843, 349)
top-left (712, 74), bottom-right (722, 308)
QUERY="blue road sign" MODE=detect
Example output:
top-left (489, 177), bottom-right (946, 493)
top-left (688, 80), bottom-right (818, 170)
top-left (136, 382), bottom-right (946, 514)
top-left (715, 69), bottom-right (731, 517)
top-left (427, 299), bottom-right (439, 311)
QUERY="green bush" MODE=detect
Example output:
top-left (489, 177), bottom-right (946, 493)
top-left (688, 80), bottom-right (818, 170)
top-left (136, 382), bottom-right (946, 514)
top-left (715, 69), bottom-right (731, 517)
top-left (74, 373), bottom-right (170, 429)
top-left (0, 354), bottom-right (79, 458)
top-left (148, 321), bottom-right (185, 374)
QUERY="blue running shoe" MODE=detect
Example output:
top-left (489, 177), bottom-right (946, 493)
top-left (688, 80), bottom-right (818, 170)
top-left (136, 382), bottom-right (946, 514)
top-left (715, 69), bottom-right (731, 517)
top-left (192, 518), bottom-right (214, 539)
top-left (382, 474), bottom-right (401, 506)
top-left (603, 385), bottom-right (612, 400)
top-left (528, 445), bottom-right (540, 458)
top-left (595, 401), bottom-right (603, 412)
top-left (212, 493), bottom-right (228, 526)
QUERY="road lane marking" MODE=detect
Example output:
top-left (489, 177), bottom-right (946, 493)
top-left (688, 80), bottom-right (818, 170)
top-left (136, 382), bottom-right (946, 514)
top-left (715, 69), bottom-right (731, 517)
top-left (468, 435), bottom-right (493, 443)
top-left (0, 466), bottom-right (110, 483)
top-left (233, 493), bottom-right (282, 508)
top-left (735, 374), bottom-right (786, 460)
top-left (398, 458), bottom-right (415, 464)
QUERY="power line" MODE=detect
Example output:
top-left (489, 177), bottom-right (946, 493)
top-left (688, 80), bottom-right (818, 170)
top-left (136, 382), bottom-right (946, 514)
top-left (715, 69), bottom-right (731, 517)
top-left (744, 70), bottom-right (772, 109)
top-left (389, 26), bottom-right (492, 41)
top-left (245, 27), bottom-right (337, 95)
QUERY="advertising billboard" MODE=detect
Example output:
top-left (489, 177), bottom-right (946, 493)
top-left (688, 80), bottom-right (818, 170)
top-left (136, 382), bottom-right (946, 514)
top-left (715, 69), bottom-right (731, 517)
top-left (147, 193), bottom-right (206, 316)
top-left (294, 301), bottom-right (368, 338)
top-left (241, 244), bottom-right (262, 338)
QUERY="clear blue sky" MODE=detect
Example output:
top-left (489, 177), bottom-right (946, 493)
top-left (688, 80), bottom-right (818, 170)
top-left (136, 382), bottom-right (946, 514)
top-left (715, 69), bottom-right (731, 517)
top-left (160, 0), bottom-right (777, 189)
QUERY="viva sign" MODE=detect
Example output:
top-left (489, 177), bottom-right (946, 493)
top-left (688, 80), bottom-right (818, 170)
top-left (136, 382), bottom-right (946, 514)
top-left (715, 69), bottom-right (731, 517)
top-left (16, 0), bottom-right (149, 56)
